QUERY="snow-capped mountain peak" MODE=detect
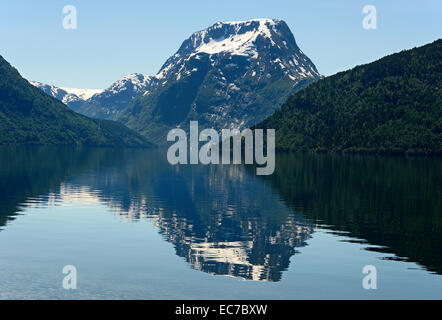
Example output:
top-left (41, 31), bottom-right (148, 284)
top-left (71, 73), bottom-right (154, 120)
top-left (119, 19), bottom-right (322, 144)
top-left (190, 19), bottom-right (280, 57)
top-left (30, 81), bottom-right (68, 100)
top-left (30, 74), bottom-right (152, 119)
top-left (155, 19), bottom-right (320, 82)
top-left (107, 73), bottom-right (152, 94)
top-left (30, 81), bottom-right (102, 108)
top-left (31, 19), bottom-right (321, 133)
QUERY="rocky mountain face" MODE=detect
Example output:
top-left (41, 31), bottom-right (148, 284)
top-left (76, 73), bottom-right (153, 120)
top-left (119, 19), bottom-right (321, 144)
top-left (31, 19), bottom-right (321, 145)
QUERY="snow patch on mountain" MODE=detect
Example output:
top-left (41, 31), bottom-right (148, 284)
top-left (31, 18), bottom-right (322, 129)
top-left (59, 87), bottom-right (103, 100)
top-left (106, 73), bottom-right (152, 95)
top-left (118, 18), bottom-right (322, 144)
top-left (154, 19), bottom-right (320, 84)
top-left (69, 73), bottom-right (154, 120)
top-left (191, 19), bottom-right (278, 57)
top-left (30, 74), bottom-right (153, 118)
top-left (30, 81), bottom-right (102, 105)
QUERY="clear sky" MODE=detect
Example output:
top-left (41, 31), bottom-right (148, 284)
top-left (0, 0), bottom-right (440, 89)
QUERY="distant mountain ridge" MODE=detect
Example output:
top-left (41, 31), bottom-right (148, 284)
top-left (30, 81), bottom-right (102, 111)
top-left (31, 19), bottom-right (321, 144)
top-left (0, 55), bottom-right (153, 147)
top-left (119, 19), bottom-right (321, 144)
top-left (257, 39), bottom-right (442, 154)
top-left (76, 73), bottom-right (153, 120)
top-left (31, 73), bottom-right (153, 121)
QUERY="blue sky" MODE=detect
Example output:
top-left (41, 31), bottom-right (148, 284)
top-left (0, 0), bottom-right (440, 89)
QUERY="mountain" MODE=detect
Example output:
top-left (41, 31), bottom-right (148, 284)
top-left (118, 19), bottom-right (321, 144)
top-left (30, 81), bottom-right (102, 111)
top-left (257, 39), bottom-right (442, 155)
top-left (31, 74), bottom-right (152, 120)
top-left (75, 73), bottom-right (153, 120)
top-left (0, 55), bottom-right (153, 147)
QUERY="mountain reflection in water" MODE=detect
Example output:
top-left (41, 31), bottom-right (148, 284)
top-left (0, 147), bottom-right (440, 282)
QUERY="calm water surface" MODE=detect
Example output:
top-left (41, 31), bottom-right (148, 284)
top-left (0, 147), bottom-right (441, 299)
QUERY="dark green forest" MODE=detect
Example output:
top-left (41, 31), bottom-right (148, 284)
top-left (258, 153), bottom-right (442, 274)
top-left (0, 55), bottom-right (153, 147)
top-left (257, 39), bottom-right (442, 154)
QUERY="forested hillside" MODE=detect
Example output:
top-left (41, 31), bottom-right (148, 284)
top-left (0, 55), bottom-right (153, 147)
top-left (257, 40), bottom-right (441, 154)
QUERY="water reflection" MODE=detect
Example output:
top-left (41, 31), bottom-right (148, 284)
top-left (73, 157), bottom-right (314, 282)
top-left (260, 154), bottom-right (442, 274)
top-left (0, 147), bottom-right (441, 281)
top-left (147, 166), bottom-right (313, 281)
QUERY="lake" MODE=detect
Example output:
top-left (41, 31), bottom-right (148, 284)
top-left (0, 147), bottom-right (441, 299)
